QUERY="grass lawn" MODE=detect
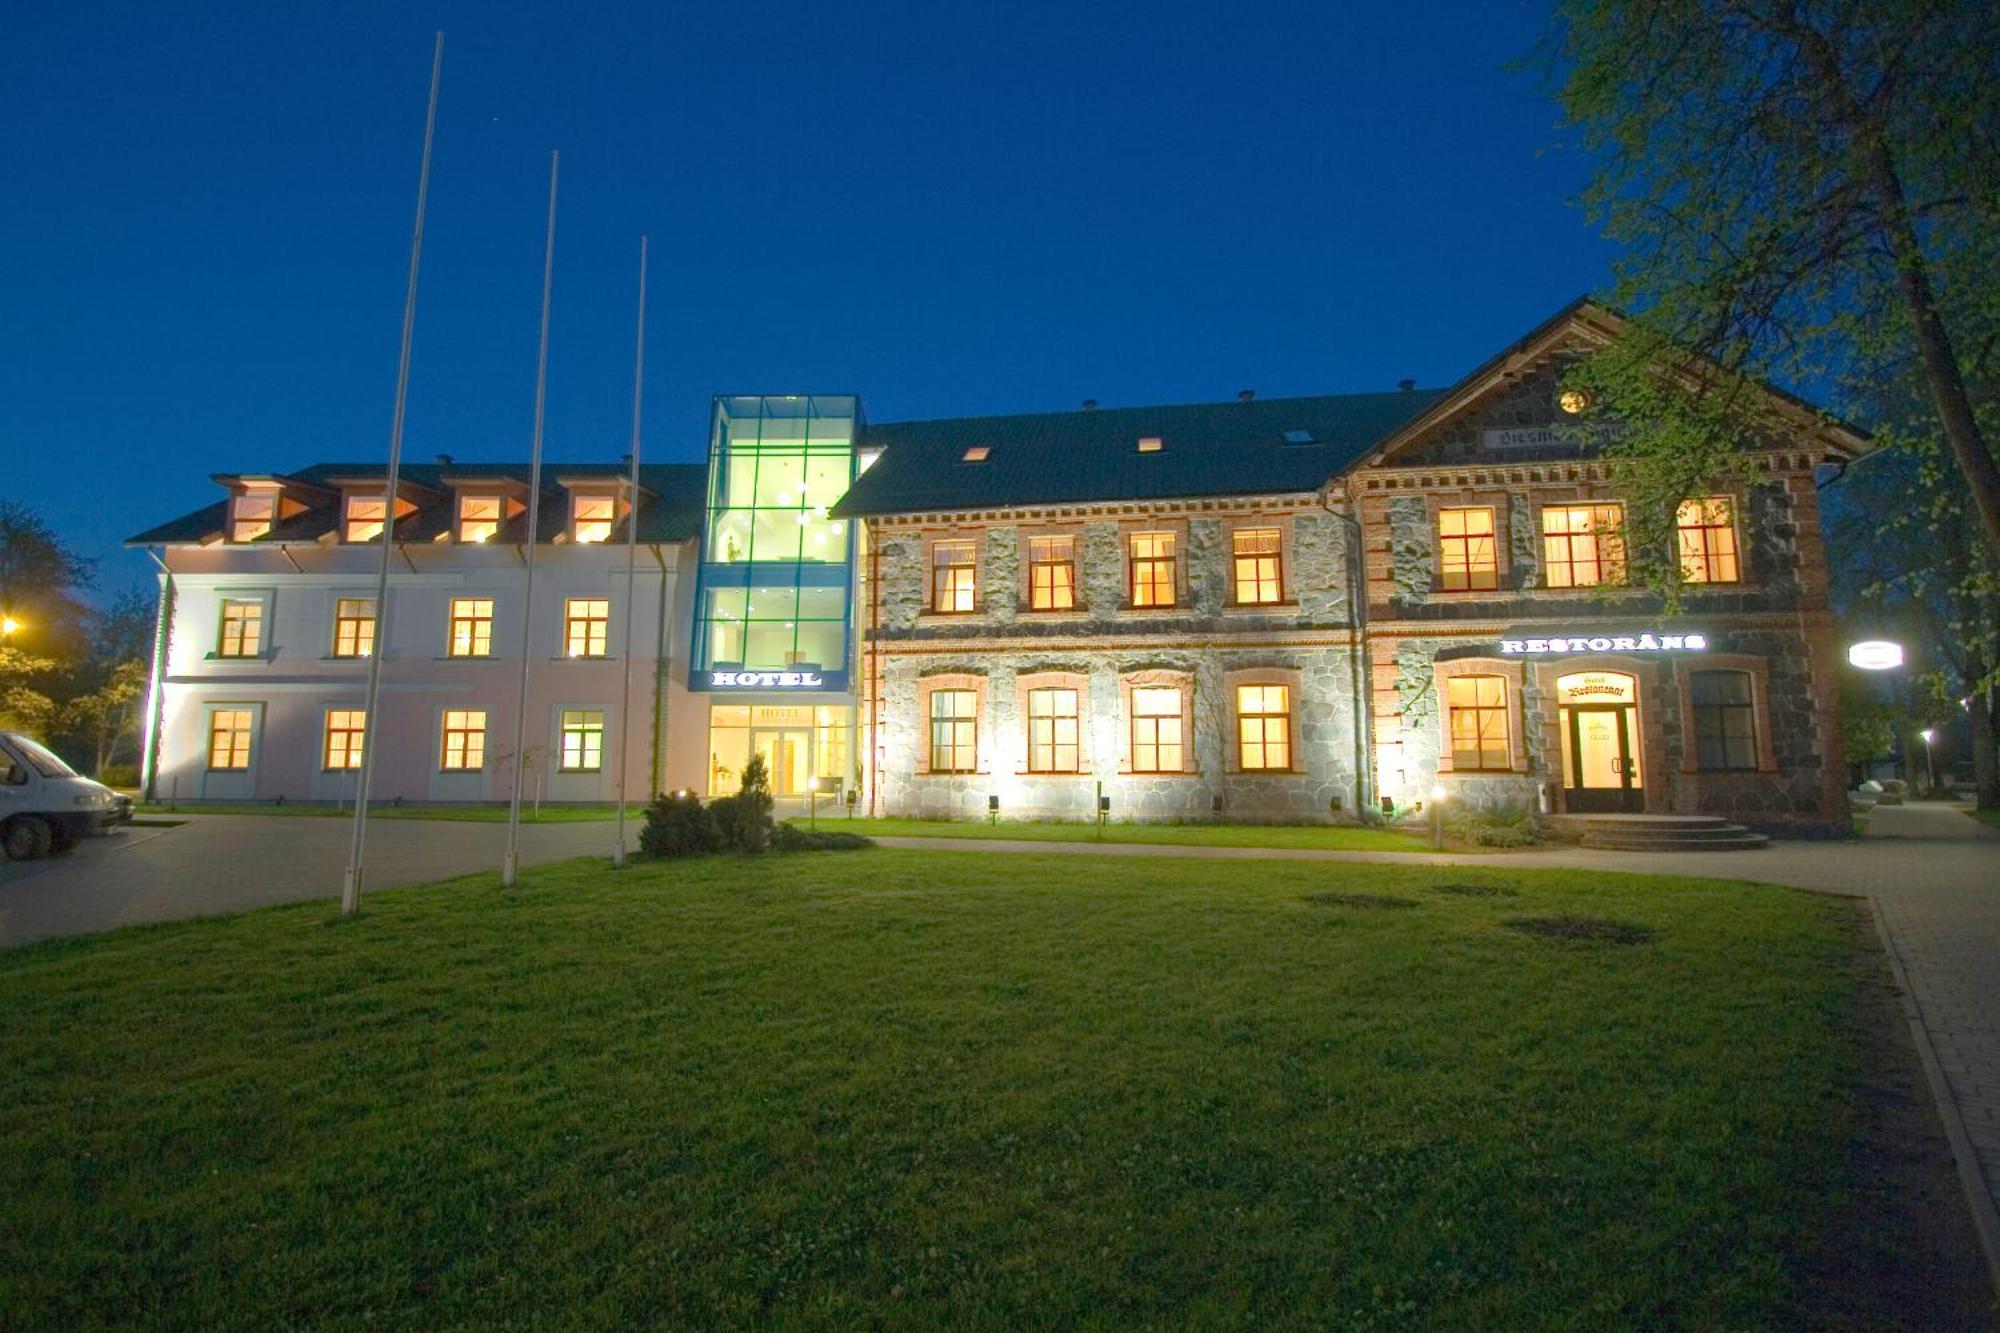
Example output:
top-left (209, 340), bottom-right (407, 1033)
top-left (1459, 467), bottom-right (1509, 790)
top-left (1969, 807), bottom-right (2000, 832)
top-left (0, 851), bottom-right (1985, 1327)
top-left (134, 802), bottom-right (620, 823)
top-left (790, 813), bottom-right (1433, 852)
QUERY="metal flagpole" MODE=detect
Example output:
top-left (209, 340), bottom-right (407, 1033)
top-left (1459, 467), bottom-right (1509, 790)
top-left (613, 236), bottom-right (649, 867)
top-left (501, 150), bottom-right (560, 888)
top-left (343, 31), bottom-right (444, 918)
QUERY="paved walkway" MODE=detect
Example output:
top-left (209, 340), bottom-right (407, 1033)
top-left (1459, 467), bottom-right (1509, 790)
top-left (878, 803), bottom-right (2000, 1288)
top-left (0, 815), bottom-right (635, 948)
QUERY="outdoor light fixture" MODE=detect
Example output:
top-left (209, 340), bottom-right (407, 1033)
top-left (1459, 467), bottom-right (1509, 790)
top-left (1430, 783), bottom-right (1447, 851)
top-left (0, 615), bottom-right (19, 637)
top-left (1847, 640), bottom-right (1905, 671)
top-left (988, 793), bottom-right (1000, 825)
top-left (1919, 729), bottom-right (1938, 795)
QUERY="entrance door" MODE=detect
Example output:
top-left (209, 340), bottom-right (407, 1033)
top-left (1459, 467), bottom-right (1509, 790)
top-left (1556, 671), bottom-right (1644, 813)
top-left (752, 729), bottom-right (811, 796)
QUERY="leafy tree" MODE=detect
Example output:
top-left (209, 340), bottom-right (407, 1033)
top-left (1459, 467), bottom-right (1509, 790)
top-left (0, 502), bottom-right (97, 737)
top-left (1824, 372), bottom-right (2000, 806)
top-left (1540, 0), bottom-right (2000, 557)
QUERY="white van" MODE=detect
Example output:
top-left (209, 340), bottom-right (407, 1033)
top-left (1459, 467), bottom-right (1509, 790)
top-left (0, 732), bottom-right (119, 860)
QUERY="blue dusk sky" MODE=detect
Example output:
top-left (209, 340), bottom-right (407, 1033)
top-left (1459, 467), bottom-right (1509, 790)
top-left (1, 1), bottom-right (1612, 593)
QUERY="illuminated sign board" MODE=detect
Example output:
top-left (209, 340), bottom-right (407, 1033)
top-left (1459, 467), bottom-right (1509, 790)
top-left (1499, 632), bottom-right (1707, 655)
top-left (708, 670), bottom-right (835, 690)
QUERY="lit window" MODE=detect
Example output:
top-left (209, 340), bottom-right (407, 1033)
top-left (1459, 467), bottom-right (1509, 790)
top-left (1026, 687), bottom-right (1080, 773)
top-left (1676, 496), bottom-right (1740, 584)
top-left (1028, 536), bottom-right (1076, 611)
top-left (217, 598), bottom-right (264, 658)
top-left (1438, 507), bottom-right (1499, 592)
top-left (573, 493), bottom-right (615, 543)
top-left (1130, 532), bottom-right (1176, 607)
top-left (932, 541), bottom-right (977, 613)
top-left (928, 689), bottom-right (977, 773)
top-left (440, 709), bottom-right (488, 771)
top-left (458, 494), bottom-right (502, 543)
top-left (1231, 528), bottom-right (1282, 604)
top-left (1541, 504), bottom-right (1626, 588)
top-left (1691, 670), bottom-right (1757, 771)
top-left (230, 493), bottom-right (275, 543)
top-left (323, 709), bottom-right (366, 770)
top-left (1446, 675), bottom-right (1510, 771)
top-left (1137, 436), bottom-right (1163, 453)
top-left (961, 446), bottom-right (990, 463)
top-left (448, 598), bottom-right (494, 658)
top-left (344, 495), bottom-right (388, 543)
top-left (560, 709), bottom-right (605, 772)
top-left (1236, 684), bottom-right (1291, 771)
top-left (1131, 686), bottom-right (1183, 774)
top-left (564, 598), bottom-right (610, 658)
top-left (206, 709), bottom-right (253, 770)
top-left (332, 598), bottom-right (376, 658)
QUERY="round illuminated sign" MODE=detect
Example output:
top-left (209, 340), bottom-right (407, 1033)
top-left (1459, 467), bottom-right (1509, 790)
top-left (1846, 640), bottom-right (1904, 671)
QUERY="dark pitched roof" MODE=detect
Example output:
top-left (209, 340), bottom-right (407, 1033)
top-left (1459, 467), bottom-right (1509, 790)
top-left (126, 461), bottom-right (710, 547)
top-left (833, 390), bottom-right (1449, 517)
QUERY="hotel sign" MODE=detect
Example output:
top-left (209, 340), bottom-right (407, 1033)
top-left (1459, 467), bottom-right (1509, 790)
top-left (708, 670), bottom-right (827, 689)
top-left (1481, 421), bottom-right (1625, 451)
top-left (1499, 632), bottom-right (1707, 655)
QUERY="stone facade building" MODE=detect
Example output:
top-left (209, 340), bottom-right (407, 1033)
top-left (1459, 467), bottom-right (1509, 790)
top-left (838, 300), bottom-right (1863, 832)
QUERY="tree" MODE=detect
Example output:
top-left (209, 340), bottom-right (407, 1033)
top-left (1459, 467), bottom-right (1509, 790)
top-left (1823, 372), bottom-right (2000, 807)
top-left (1541, 0), bottom-right (2000, 556)
top-left (0, 502), bottom-right (96, 738)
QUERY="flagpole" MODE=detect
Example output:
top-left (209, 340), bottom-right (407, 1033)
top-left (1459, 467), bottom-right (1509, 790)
top-left (343, 31), bottom-right (443, 918)
top-left (502, 150), bottom-right (560, 888)
top-left (613, 236), bottom-right (649, 867)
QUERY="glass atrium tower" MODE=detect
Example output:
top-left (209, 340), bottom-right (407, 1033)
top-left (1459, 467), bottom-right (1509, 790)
top-left (689, 395), bottom-right (862, 798)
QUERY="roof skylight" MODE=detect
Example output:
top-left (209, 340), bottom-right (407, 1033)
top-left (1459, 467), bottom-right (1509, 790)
top-left (961, 446), bottom-right (990, 463)
top-left (1136, 437), bottom-right (1163, 453)
top-left (1283, 429), bottom-right (1315, 445)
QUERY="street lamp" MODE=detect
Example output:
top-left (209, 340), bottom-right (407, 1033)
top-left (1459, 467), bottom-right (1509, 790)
top-left (0, 614), bottom-right (20, 638)
top-left (1846, 640), bottom-right (1904, 671)
top-left (1919, 728), bottom-right (1937, 797)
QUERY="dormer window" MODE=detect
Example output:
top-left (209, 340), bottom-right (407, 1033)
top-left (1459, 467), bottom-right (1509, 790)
top-left (230, 493), bottom-right (276, 543)
top-left (458, 494), bottom-right (502, 543)
top-left (344, 495), bottom-right (388, 543)
top-left (1137, 437), bottom-right (1163, 453)
top-left (961, 446), bottom-right (990, 463)
top-left (572, 494), bottom-right (616, 543)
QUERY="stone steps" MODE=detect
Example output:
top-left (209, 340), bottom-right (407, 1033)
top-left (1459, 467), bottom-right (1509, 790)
top-left (1548, 813), bottom-right (1771, 852)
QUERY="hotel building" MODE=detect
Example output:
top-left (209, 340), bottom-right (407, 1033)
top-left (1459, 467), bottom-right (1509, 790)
top-left (131, 301), bottom-right (1864, 831)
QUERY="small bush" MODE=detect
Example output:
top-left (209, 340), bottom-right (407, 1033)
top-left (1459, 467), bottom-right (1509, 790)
top-left (96, 763), bottom-right (139, 789)
top-left (639, 791), bottom-right (718, 858)
top-left (771, 824), bottom-right (874, 852)
top-left (1443, 797), bottom-right (1543, 848)
top-left (711, 754), bottom-right (775, 853)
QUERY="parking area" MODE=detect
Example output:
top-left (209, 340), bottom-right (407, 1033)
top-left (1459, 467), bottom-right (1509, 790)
top-left (0, 815), bottom-right (633, 948)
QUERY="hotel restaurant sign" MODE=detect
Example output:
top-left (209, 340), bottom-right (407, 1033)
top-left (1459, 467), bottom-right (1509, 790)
top-left (1499, 632), bottom-right (1707, 655)
top-left (1481, 420), bottom-right (1626, 451)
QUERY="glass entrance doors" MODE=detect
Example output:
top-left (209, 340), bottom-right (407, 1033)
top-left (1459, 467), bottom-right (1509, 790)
top-left (1555, 671), bottom-right (1643, 813)
top-left (753, 730), bottom-right (811, 797)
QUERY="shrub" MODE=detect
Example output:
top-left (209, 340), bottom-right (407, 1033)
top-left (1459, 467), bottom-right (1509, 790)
top-left (95, 763), bottom-right (139, 789)
top-left (1443, 797), bottom-right (1543, 848)
top-left (711, 753), bottom-right (775, 853)
top-left (639, 790), bottom-right (718, 859)
top-left (770, 823), bottom-right (874, 852)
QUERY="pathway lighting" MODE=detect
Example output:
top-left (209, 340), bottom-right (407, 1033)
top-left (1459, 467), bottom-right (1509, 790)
top-left (1431, 782), bottom-right (1447, 851)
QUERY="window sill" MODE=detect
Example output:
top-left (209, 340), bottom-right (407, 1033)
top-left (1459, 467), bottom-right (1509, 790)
top-left (1221, 600), bottom-right (1296, 613)
top-left (436, 655), bottom-right (496, 662)
top-left (1230, 768), bottom-right (1306, 777)
top-left (204, 653), bottom-right (271, 663)
top-left (1020, 607), bottom-right (1090, 619)
top-left (1123, 769), bottom-right (1201, 778)
top-left (1016, 770), bottom-right (1092, 779)
top-left (550, 655), bottom-right (615, 662)
top-left (1113, 605), bottom-right (1184, 616)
